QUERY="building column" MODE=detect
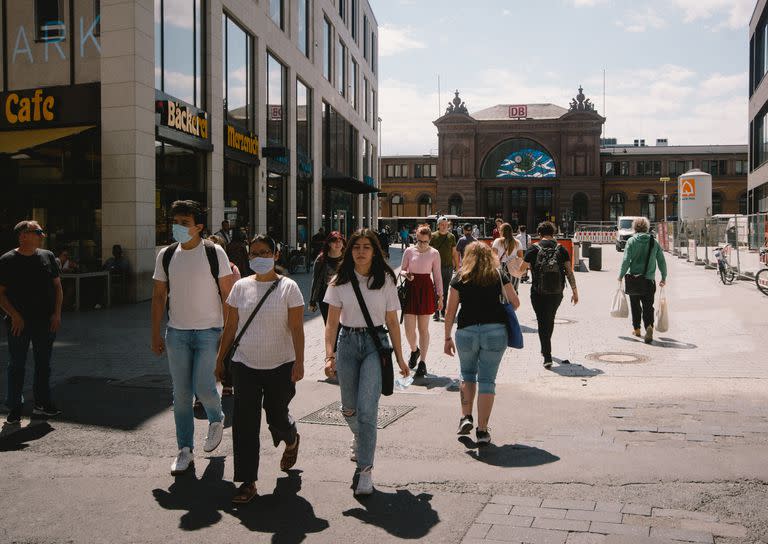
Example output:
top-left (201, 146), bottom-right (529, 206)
top-left (286, 67), bottom-right (297, 246)
top-left (312, 87), bottom-right (323, 234)
top-left (207, 0), bottom-right (224, 232)
top-left (256, 38), bottom-right (268, 235)
top-left (502, 187), bottom-right (511, 222)
top-left (100, 0), bottom-right (156, 302)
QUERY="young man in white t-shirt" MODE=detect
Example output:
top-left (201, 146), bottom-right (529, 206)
top-left (151, 200), bottom-right (235, 475)
top-left (516, 226), bottom-right (532, 283)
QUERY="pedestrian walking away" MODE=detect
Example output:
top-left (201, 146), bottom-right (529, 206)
top-left (430, 216), bottom-right (459, 321)
top-left (518, 221), bottom-right (579, 369)
top-left (400, 225), bottom-right (443, 378)
top-left (444, 242), bottom-right (520, 445)
top-left (151, 200), bottom-right (234, 475)
top-left (226, 228), bottom-right (252, 278)
top-left (516, 226), bottom-right (532, 283)
top-left (308, 231), bottom-right (346, 323)
top-left (492, 223), bottom-right (524, 292)
top-left (618, 217), bottom-right (667, 344)
top-left (0, 220), bottom-right (64, 425)
top-left (215, 234), bottom-right (305, 505)
top-left (400, 226), bottom-right (411, 250)
top-left (323, 229), bottom-right (408, 496)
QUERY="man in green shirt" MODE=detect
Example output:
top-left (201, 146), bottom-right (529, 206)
top-left (431, 216), bottom-right (459, 321)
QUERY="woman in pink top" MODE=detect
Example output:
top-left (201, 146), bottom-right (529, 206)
top-left (400, 225), bottom-right (443, 378)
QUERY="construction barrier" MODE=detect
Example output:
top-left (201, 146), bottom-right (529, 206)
top-left (573, 230), bottom-right (617, 244)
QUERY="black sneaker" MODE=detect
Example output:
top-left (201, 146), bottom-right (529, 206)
top-left (543, 356), bottom-right (553, 370)
top-left (476, 428), bottom-right (491, 445)
top-left (433, 312), bottom-right (440, 322)
top-left (32, 404), bottom-right (61, 417)
top-left (415, 361), bottom-right (427, 378)
top-left (457, 415), bottom-right (473, 435)
top-left (5, 407), bottom-right (21, 425)
top-left (408, 348), bottom-right (421, 370)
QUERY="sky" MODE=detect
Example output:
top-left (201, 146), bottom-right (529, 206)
top-left (370, 0), bottom-right (755, 156)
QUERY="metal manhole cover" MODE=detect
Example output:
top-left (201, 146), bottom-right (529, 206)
top-left (586, 352), bottom-right (648, 364)
top-left (299, 401), bottom-right (415, 429)
top-left (114, 374), bottom-right (172, 389)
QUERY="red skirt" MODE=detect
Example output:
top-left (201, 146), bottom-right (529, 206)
top-left (403, 273), bottom-right (436, 315)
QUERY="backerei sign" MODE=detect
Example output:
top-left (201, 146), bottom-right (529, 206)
top-left (155, 90), bottom-right (212, 151)
top-left (0, 83), bottom-right (99, 130)
top-left (224, 124), bottom-right (260, 165)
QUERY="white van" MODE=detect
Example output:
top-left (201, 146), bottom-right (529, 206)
top-left (615, 216), bottom-right (645, 251)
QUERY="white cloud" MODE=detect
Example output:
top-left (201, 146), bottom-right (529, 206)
top-left (699, 72), bottom-right (747, 97)
top-left (671, 0), bottom-right (754, 29)
top-left (379, 24), bottom-right (427, 57)
top-left (573, 0), bottom-right (605, 6)
top-left (616, 7), bottom-right (666, 33)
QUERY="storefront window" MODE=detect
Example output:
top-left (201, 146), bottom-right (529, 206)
top-left (508, 188), bottom-right (528, 225)
top-left (155, 141), bottom-right (206, 245)
top-left (485, 188), bottom-right (503, 218)
top-left (223, 14), bottom-right (253, 129)
top-left (296, 79), bottom-right (312, 245)
top-left (267, 53), bottom-right (287, 146)
top-left (639, 193), bottom-right (657, 222)
top-left (155, 0), bottom-right (204, 107)
top-left (224, 160), bottom-right (254, 236)
top-left (323, 102), bottom-right (358, 177)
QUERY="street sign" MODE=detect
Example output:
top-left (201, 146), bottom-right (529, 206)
top-left (660, 177), bottom-right (670, 182)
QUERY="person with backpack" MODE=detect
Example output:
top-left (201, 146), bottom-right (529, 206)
top-left (430, 217), bottom-right (459, 321)
top-left (151, 200), bottom-right (235, 475)
top-left (492, 223), bottom-right (524, 292)
top-left (215, 235), bottom-right (305, 504)
top-left (516, 226), bottom-right (531, 283)
top-left (618, 217), bottom-right (667, 344)
top-left (518, 221), bottom-right (578, 369)
top-left (322, 229), bottom-right (409, 496)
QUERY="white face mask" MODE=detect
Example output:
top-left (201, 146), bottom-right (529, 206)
top-left (249, 257), bottom-right (275, 275)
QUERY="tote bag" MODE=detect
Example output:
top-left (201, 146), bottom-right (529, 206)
top-left (498, 270), bottom-right (524, 349)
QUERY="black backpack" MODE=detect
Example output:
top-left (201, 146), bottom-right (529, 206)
top-left (162, 240), bottom-right (221, 298)
top-left (534, 244), bottom-right (564, 295)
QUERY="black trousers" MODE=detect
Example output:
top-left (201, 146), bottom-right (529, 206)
top-left (232, 361), bottom-right (297, 483)
top-left (530, 292), bottom-right (563, 358)
top-left (629, 282), bottom-right (656, 330)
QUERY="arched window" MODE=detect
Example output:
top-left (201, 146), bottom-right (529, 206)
top-left (417, 194), bottom-right (433, 217)
top-left (608, 193), bottom-right (625, 221)
top-left (639, 193), bottom-right (657, 222)
top-left (572, 192), bottom-right (589, 221)
top-left (391, 194), bottom-right (404, 217)
top-left (448, 194), bottom-right (463, 216)
top-left (739, 192), bottom-right (748, 215)
top-left (480, 138), bottom-right (557, 179)
top-left (712, 192), bottom-right (723, 215)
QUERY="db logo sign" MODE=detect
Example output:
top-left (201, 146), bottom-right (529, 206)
top-left (680, 178), bottom-right (696, 200)
top-left (508, 105), bottom-right (528, 118)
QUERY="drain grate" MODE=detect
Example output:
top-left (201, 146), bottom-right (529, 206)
top-left (113, 374), bottom-right (172, 389)
top-left (586, 352), bottom-right (648, 364)
top-left (298, 401), bottom-right (415, 429)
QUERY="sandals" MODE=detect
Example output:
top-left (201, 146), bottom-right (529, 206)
top-left (232, 482), bottom-right (257, 504)
top-left (280, 434), bottom-right (300, 471)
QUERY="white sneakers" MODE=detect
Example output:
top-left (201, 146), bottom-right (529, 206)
top-left (203, 421), bottom-right (224, 453)
top-left (354, 467), bottom-right (374, 496)
top-left (349, 437), bottom-right (357, 462)
top-left (171, 447), bottom-right (194, 475)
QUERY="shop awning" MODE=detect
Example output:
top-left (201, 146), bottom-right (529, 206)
top-left (0, 125), bottom-right (96, 155)
top-left (323, 167), bottom-right (378, 194)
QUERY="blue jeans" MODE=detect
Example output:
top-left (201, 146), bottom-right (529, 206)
top-left (336, 327), bottom-right (390, 469)
top-left (5, 319), bottom-right (55, 410)
top-left (165, 327), bottom-right (224, 450)
top-left (455, 323), bottom-right (507, 394)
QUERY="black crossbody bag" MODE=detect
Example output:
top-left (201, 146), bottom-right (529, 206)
top-left (350, 274), bottom-right (395, 396)
top-left (624, 237), bottom-right (655, 296)
top-left (223, 278), bottom-right (281, 367)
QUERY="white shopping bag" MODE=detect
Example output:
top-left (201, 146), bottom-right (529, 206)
top-left (655, 287), bottom-right (669, 332)
top-left (610, 288), bottom-right (629, 318)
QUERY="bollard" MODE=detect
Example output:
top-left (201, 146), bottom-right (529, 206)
top-left (582, 241), bottom-right (592, 255)
top-left (589, 245), bottom-right (602, 271)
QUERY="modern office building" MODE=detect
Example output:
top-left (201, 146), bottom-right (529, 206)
top-left (0, 0), bottom-right (379, 300)
top-left (750, 0), bottom-right (768, 213)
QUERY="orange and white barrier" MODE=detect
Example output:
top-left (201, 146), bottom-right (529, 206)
top-left (573, 230), bottom-right (617, 244)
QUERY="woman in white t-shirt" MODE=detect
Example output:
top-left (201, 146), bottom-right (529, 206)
top-left (491, 223), bottom-right (524, 291)
top-left (323, 229), bottom-right (409, 496)
top-left (215, 235), bottom-right (305, 505)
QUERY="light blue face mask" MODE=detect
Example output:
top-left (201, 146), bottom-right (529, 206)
top-left (172, 224), bottom-right (193, 244)
top-left (250, 257), bottom-right (275, 275)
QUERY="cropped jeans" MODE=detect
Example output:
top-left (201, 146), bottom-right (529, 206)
top-left (454, 323), bottom-right (507, 394)
top-left (335, 327), bottom-right (391, 470)
top-left (165, 327), bottom-right (224, 451)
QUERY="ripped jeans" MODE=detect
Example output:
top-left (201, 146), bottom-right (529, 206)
top-left (335, 327), bottom-right (389, 470)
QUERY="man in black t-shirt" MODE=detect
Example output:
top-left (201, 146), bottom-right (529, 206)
top-left (519, 221), bottom-right (578, 370)
top-left (0, 220), bottom-right (63, 424)
top-left (456, 223), bottom-right (477, 262)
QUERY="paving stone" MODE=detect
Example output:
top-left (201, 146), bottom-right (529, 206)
top-left (566, 510), bottom-right (623, 524)
top-left (483, 503), bottom-right (513, 515)
top-left (650, 527), bottom-right (714, 543)
top-left (567, 534), bottom-right (607, 544)
top-left (590, 522), bottom-right (651, 537)
top-left (617, 425), bottom-right (659, 433)
top-left (476, 513), bottom-right (534, 527)
top-left (511, 506), bottom-right (567, 519)
top-left (595, 502), bottom-right (624, 513)
top-left (465, 523), bottom-right (492, 539)
top-left (541, 499), bottom-right (596, 511)
top-left (622, 514), bottom-right (679, 529)
top-left (604, 537), bottom-right (674, 544)
top-left (651, 509), bottom-right (718, 522)
top-left (486, 525), bottom-right (568, 544)
top-left (533, 517), bottom-right (591, 532)
top-left (623, 504), bottom-right (653, 516)
top-left (685, 435), bottom-right (715, 443)
top-left (491, 495), bottom-right (543, 507)
top-left (678, 520), bottom-right (747, 538)
top-left (462, 539), bottom-right (488, 544)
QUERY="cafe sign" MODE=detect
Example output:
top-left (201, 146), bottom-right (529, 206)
top-left (0, 83), bottom-right (99, 130)
top-left (157, 100), bottom-right (209, 139)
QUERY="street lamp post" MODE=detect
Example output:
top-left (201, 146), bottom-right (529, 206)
top-left (377, 116), bottom-right (382, 224)
top-left (660, 176), bottom-right (670, 221)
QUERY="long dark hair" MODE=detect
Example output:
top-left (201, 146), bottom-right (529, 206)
top-left (319, 231), bottom-right (346, 260)
top-left (333, 228), bottom-right (396, 289)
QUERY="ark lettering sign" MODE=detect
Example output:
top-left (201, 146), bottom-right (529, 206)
top-left (158, 100), bottom-right (209, 140)
top-left (226, 125), bottom-right (260, 157)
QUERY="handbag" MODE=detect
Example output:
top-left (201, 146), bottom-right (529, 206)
top-left (223, 278), bottom-right (281, 368)
top-left (498, 270), bottom-right (524, 349)
top-left (396, 275), bottom-right (409, 323)
top-left (350, 274), bottom-right (395, 396)
top-left (610, 288), bottom-right (629, 318)
top-left (655, 286), bottom-right (670, 332)
top-left (625, 236), bottom-right (655, 296)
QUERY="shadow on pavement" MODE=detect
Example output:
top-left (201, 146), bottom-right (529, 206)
top-left (230, 470), bottom-right (329, 543)
top-left (520, 325), bottom-right (539, 334)
top-left (460, 440), bottom-right (560, 468)
top-left (618, 336), bottom-right (698, 349)
top-left (0, 420), bottom-right (54, 451)
top-left (412, 374), bottom-right (454, 390)
top-left (549, 360), bottom-right (604, 378)
top-left (342, 489), bottom-right (439, 540)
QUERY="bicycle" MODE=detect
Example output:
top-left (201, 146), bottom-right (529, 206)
top-left (756, 248), bottom-right (768, 296)
top-left (278, 242), bottom-right (309, 275)
top-left (713, 245), bottom-right (737, 285)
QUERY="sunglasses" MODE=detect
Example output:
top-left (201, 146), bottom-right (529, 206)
top-left (27, 228), bottom-right (45, 235)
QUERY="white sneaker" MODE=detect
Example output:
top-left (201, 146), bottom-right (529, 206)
top-left (171, 447), bottom-right (194, 475)
top-left (203, 421), bottom-right (224, 453)
top-left (354, 467), bottom-right (374, 496)
top-left (349, 437), bottom-right (357, 462)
